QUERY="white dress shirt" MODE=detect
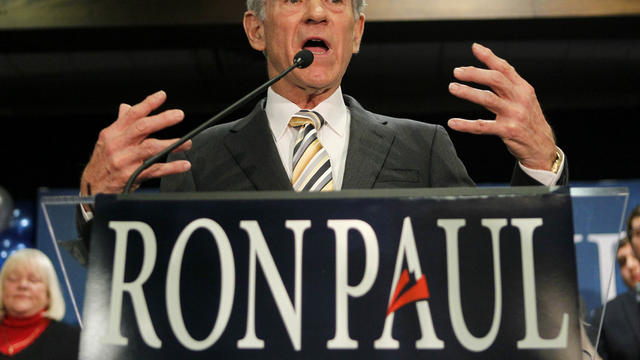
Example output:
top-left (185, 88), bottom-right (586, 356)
top-left (266, 87), bottom-right (350, 190)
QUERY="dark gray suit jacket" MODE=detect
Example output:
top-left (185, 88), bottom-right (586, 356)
top-left (161, 95), bottom-right (563, 192)
top-left (594, 290), bottom-right (640, 360)
top-left (75, 95), bottom-right (566, 258)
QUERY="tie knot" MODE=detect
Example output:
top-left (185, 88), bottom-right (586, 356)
top-left (289, 110), bottom-right (324, 130)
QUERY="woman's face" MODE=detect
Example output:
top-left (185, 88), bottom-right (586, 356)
top-left (2, 264), bottom-right (49, 318)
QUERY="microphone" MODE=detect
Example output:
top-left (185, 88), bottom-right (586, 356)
top-left (294, 49), bottom-right (314, 69)
top-left (123, 49), bottom-right (314, 193)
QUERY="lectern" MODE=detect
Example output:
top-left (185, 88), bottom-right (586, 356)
top-left (38, 186), bottom-right (629, 360)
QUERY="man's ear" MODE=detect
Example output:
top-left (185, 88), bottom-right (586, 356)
top-left (352, 14), bottom-right (365, 54)
top-left (243, 10), bottom-right (266, 52)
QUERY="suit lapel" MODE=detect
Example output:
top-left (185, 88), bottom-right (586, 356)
top-left (621, 290), bottom-right (640, 344)
top-left (223, 102), bottom-right (292, 191)
top-left (222, 95), bottom-right (396, 191)
top-left (342, 96), bottom-right (395, 189)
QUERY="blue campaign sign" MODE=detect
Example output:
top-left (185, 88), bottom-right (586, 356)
top-left (79, 188), bottom-right (580, 360)
top-left (569, 180), bottom-right (640, 318)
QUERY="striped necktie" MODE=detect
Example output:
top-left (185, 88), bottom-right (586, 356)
top-left (289, 110), bottom-right (334, 192)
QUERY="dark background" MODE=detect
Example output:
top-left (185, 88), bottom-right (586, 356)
top-left (1, 7), bottom-right (639, 201)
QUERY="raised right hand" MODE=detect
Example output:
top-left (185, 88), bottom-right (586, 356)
top-left (80, 90), bottom-right (192, 195)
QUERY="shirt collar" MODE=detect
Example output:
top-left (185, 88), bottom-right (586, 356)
top-left (266, 87), bottom-right (347, 140)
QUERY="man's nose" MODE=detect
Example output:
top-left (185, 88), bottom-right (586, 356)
top-left (304, 0), bottom-right (328, 23)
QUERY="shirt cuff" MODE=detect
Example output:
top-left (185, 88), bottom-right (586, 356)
top-left (518, 148), bottom-right (565, 186)
top-left (79, 193), bottom-right (94, 221)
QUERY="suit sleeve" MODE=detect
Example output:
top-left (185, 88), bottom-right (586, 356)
top-left (428, 125), bottom-right (475, 187)
top-left (161, 150), bottom-right (197, 192)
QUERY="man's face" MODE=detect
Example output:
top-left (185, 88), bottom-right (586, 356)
top-left (631, 216), bottom-right (640, 259)
top-left (245, 0), bottom-right (365, 96)
top-left (617, 243), bottom-right (640, 290)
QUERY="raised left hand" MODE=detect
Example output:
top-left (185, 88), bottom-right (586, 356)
top-left (447, 43), bottom-right (557, 171)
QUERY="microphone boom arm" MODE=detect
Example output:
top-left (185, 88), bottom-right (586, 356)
top-left (123, 52), bottom-right (311, 193)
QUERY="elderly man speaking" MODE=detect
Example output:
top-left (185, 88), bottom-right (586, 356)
top-left (79, 0), bottom-right (566, 203)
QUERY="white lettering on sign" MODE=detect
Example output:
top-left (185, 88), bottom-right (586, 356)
top-left (374, 217), bottom-right (443, 350)
top-left (105, 221), bottom-right (161, 348)
top-left (237, 220), bottom-right (309, 351)
top-left (166, 219), bottom-right (235, 350)
top-left (327, 219), bottom-right (379, 350)
top-left (102, 217), bottom-right (570, 352)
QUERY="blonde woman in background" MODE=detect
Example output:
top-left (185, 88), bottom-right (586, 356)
top-left (0, 249), bottom-right (79, 359)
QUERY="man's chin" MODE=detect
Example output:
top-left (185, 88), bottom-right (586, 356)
top-left (296, 74), bottom-right (340, 92)
top-left (296, 82), bottom-right (338, 96)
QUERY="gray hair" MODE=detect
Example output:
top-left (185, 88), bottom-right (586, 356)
top-left (247, 0), bottom-right (366, 21)
top-left (0, 248), bottom-right (66, 321)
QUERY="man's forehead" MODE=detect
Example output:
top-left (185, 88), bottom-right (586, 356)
top-left (262, 0), bottom-right (356, 11)
top-left (263, 0), bottom-right (355, 4)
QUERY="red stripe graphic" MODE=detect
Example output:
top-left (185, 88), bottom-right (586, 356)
top-left (386, 269), bottom-right (430, 316)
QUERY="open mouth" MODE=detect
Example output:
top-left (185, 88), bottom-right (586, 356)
top-left (302, 38), bottom-right (330, 55)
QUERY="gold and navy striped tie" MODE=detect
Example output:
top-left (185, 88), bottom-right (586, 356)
top-left (289, 110), bottom-right (334, 192)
